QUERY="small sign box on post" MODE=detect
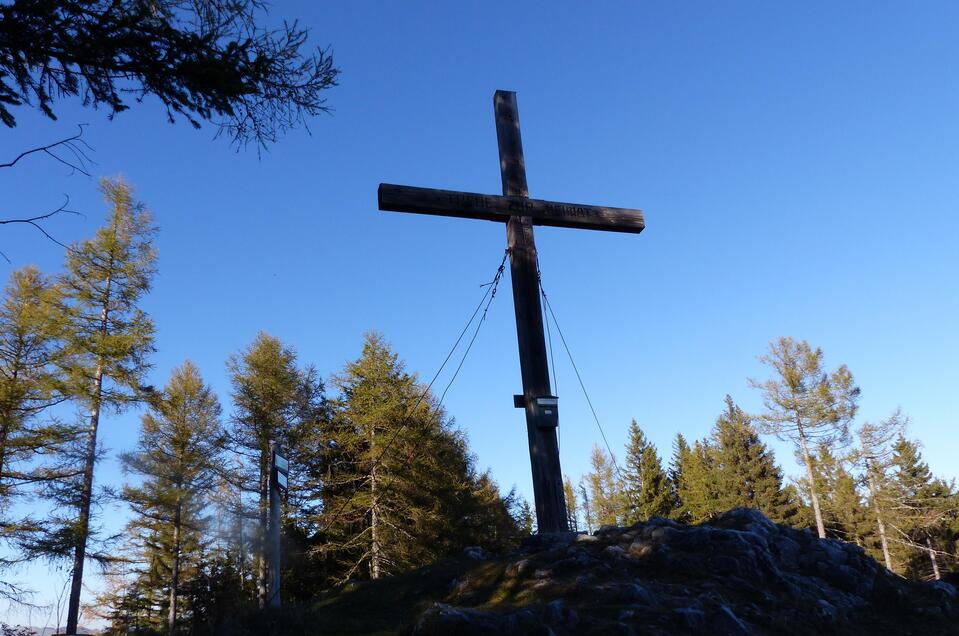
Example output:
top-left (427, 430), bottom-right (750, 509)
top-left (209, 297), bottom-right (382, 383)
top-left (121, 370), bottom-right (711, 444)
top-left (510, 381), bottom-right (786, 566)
top-left (274, 451), bottom-right (289, 493)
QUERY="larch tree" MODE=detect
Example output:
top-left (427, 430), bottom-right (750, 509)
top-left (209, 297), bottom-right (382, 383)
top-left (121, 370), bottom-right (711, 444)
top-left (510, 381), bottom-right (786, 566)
top-left (750, 337), bottom-right (859, 539)
top-left (710, 395), bottom-right (798, 524)
top-left (56, 177), bottom-right (157, 634)
top-left (583, 444), bottom-right (626, 528)
top-left (227, 332), bottom-right (323, 608)
top-left (120, 361), bottom-right (224, 636)
top-left (578, 483), bottom-right (593, 534)
top-left (563, 475), bottom-right (579, 532)
top-left (0, 266), bottom-right (68, 602)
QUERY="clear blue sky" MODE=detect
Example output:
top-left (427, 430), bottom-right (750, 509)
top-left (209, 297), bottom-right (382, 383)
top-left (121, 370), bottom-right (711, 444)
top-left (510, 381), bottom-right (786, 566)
top-left (3, 1), bottom-right (958, 627)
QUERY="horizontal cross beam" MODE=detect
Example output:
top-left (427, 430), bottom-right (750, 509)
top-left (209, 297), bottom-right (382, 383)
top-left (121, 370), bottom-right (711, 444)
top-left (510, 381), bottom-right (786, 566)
top-left (378, 183), bottom-right (645, 234)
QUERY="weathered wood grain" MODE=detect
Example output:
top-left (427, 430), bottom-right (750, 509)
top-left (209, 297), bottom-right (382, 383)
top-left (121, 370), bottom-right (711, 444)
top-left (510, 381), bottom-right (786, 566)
top-left (378, 183), bottom-right (645, 234)
top-left (495, 89), bottom-right (569, 534)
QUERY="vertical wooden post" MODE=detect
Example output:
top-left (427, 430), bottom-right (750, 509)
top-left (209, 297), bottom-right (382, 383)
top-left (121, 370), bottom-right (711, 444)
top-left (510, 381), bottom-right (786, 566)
top-left (494, 90), bottom-right (568, 533)
top-left (268, 443), bottom-right (282, 608)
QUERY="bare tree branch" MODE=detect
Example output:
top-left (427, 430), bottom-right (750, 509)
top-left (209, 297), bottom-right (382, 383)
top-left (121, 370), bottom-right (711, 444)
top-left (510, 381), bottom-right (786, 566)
top-left (0, 196), bottom-right (83, 257)
top-left (0, 125), bottom-right (94, 176)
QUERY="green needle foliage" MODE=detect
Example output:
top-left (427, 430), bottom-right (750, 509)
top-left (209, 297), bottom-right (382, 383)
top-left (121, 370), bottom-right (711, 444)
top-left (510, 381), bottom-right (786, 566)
top-left (110, 361), bottom-right (225, 636)
top-left (889, 436), bottom-right (958, 579)
top-left (809, 444), bottom-right (869, 544)
top-left (750, 337), bottom-right (860, 539)
top-left (319, 332), bottom-right (520, 583)
top-left (710, 396), bottom-right (800, 525)
top-left (54, 177), bottom-right (158, 634)
top-left (226, 332), bottom-right (324, 608)
top-left (583, 444), bottom-right (626, 528)
top-left (622, 420), bottom-right (673, 523)
top-left (0, 0), bottom-right (339, 147)
top-left (0, 266), bottom-right (70, 602)
top-left (563, 475), bottom-right (580, 531)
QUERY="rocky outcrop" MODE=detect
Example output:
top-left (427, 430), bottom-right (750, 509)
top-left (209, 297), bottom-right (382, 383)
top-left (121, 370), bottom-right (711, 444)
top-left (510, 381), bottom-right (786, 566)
top-left (410, 508), bottom-right (957, 635)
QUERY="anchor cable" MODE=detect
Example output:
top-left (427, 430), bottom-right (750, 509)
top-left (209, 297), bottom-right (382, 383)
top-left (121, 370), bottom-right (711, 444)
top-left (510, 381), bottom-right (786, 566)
top-left (538, 273), bottom-right (626, 481)
top-left (319, 249), bottom-right (508, 536)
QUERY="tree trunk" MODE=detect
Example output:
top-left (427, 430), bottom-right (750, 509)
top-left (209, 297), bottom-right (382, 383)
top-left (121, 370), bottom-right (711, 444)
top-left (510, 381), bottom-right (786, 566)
top-left (257, 449), bottom-right (269, 609)
top-left (66, 263), bottom-right (113, 636)
top-left (926, 536), bottom-right (941, 580)
top-left (65, 361), bottom-right (104, 635)
top-left (865, 462), bottom-right (893, 571)
top-left (370, 458), bottom-right (381, 579)
top-left (797, 427), bottom-right (826, 539)
top-left (168, 500), bottom-right (182, 636)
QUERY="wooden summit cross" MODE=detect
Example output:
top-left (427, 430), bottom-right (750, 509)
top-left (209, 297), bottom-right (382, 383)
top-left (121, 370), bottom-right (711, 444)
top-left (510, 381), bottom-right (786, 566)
top-left (378, 90), bottom-right (644, 533)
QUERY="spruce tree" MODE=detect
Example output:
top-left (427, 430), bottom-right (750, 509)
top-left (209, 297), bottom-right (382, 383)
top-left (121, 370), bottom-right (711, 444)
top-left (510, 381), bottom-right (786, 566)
top-left (674, 439), bottom-right (721, 523)
top-left (623, 420), bottom-right (646, 520)
top-left (810, 444), bottom-right (868, 543)
top-left (57, 177), bottom-right (157, 634)
top-left (119, 361), bottom-right (224, 636)
top-left (320, 332), bottom-right (519, 582)
top-left (750, 337), bottom-right (859, 538)
top-left (710, 395), bottom-right (797, 524)
top-left (889, 436), bottom-right (957, 580)
top-left (622, 420), bottom-right (671, 523)
top-left (227, 332), bottom-right (323, 607)
top-left (668, 433), bottom-right (692, 522)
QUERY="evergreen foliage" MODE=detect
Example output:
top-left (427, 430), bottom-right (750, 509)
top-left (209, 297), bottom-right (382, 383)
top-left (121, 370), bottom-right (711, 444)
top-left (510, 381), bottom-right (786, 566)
top-left (888, 436), bottom-right (958, 579)
top-left (318, 332), bottom-right (521, 583)
top-left (0, 0), bottom-right (339, 147)
top-left (622, 420), bottom-right (672, 523)
top-left (710, 396), bottom-right (799, 524)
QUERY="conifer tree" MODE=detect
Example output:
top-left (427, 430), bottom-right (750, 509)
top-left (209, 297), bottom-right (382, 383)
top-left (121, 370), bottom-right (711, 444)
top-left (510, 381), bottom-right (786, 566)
top-left (0, 266), bottom-right (68, 602)
top-left (889, 436), bottom-right (957, 580)
top-left (710, 396), bottom-right (797, 524)
top-left (855, 411), bottom-right (906, 570)
top-left (810, 444), bottom-right (868, 543)
top-left (750, 337), bottom-right (859, 538)
top-left (674, 439), bottom-right (721, 523)
top-left (622, 421), bottom-right (672, 523)
top-left (668, 433), bottom-right (692, 522)
top-left (516, 497), bottom-right (535, 536)
top-left (56, 178), bottom-right (157, 634)
top-left (320, 332), bottom-right (519, 582)
top-left (119, 361), bottom-right (224, 636)
top-left (583, 444), bottom-right (626, 527)
top-left (226, 332), bottom-right (323, 608)
top-left (623, 420), bottom-right (645, 519)
top-left (578, 483), bottom-right (593, 534)
top-left (563, 475), bottom-right (579, 531)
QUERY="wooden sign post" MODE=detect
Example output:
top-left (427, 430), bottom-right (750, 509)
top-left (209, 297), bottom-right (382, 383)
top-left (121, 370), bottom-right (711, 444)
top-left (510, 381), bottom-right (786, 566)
top-left (379, 91), bottom-right (644, 533)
